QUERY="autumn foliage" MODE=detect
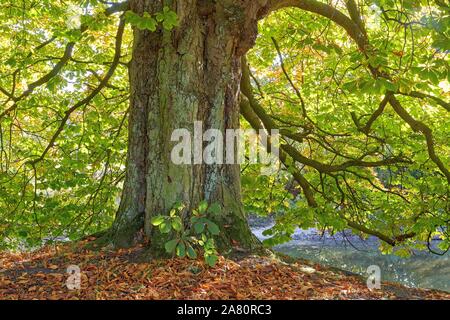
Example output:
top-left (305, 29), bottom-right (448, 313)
top-left (1, 238), bottom-right (448, 300)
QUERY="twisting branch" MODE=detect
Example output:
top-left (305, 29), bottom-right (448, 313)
top-left (351, 94), bottom-right (390, 134)
top-left (388, 95), bottom-right (450, 184)
top-left (344, 0), bottom-right (366, 37)
top-left (28, 17), bottom-right (126, 165)
top-left (240, 96), bottom-right (318, 207)
top-left (0, 1), bottom-right (129, 120)
top-left (271, 37), bottom-right (351, 137)
top-left (0, 36), bottom-right (58, 101)
top-left (241, 56), bottom-right (317, 206)
top-left (0, 42), bottom-right (76, 119)
top-left (341, 214), bottom-right (415, 246)
top-left (398, 91), bottom-right (450, 112)
top-left (241, 59), bottom-right (409, 173)
top-left (241, 57), bottom-right (416, 246)
top-left (266, 0), bottom-right (369, 51)
top-left (268, 0), bottom-right (449, 186)
top-left (271, 37), bottom-right (307, 118)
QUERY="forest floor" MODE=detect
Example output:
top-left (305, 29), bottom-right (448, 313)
top-left (1, 237), bottom-right (449, 300)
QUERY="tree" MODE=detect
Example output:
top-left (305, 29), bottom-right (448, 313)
top-left (0, 0), bottom-right (448, 257)
top-left (109, 0), bottom-right (268, 252)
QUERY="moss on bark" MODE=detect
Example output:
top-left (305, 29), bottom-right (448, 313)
top-left (111, 0), bottom-right (268, 255)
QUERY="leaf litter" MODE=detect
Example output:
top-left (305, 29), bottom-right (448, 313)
top-left (1, 238), bottom-right (448, 300)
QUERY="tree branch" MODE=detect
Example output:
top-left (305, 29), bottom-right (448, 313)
top-left (266, 0), bottom-right (369, 51)
top-left (388, 95), bottom-right (450, 184)
top-left (241, 56), bottom-right (418, 247)
top-left (344, 0), bottom-right (366, 37)
top-left (351, 94), bottom-right (390, 134)
top-left (398, 90), bottom-right (450, 112)
top-left (28, 17), bottom-right (126, 165)
top-left (0, 1), bottom-right (129, 120)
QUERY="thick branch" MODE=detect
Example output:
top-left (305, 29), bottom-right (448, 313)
top-left (343, 216), bottom-right (415, 246)
top-left (398, 91), bottom-right (450, 112)
top-left (241, 56), bottom-right (418, 246)
top-left (240, 96), bottom-right (318, 207)
top-left (241, 58), bottom-right (408, 173)
top-left (267, 0), bottom-right (369, 51)
top-left (268, 0), bottom-right (448, 185)
top-left (388, 95), bottom-right (450, 184)
top-left (0, 42), bottom-right (75, 119)
top-left (351, 94), bottom-right (390, 134)
top-left (344, 0), bottom-right (366, 36)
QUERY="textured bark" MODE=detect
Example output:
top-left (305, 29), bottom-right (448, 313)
top-left (111, 0), bottom-right (269, 254)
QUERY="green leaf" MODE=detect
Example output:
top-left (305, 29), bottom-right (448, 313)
top-left (342, 80), bottom-right (358, 92)
top-left (398, 78), bottom-right (413, 94)
top-left (160, 221), bottom-right (172, 234)
top-left (194, 221), bottom-right (205, 234)
top-left (125, 10), bottom-right (157, 32)
top-left (141, 14), bottom-right (157, 32)
top-left (155, 12), bottom-right (165, 22)
top-left (186, 245), bottom-right (197, 259)
top-left (124, 11), bottom-right (140, 25)
top-left (198, 200), bottom-right (208, 214)
top-left (377, 78), bottom-right (399, 92)
top-left (159, 6), bottom-right (178, 31)
top-left (171, 217), bottom-right (183, 231)
top-left (176, 242), bottom-right (186, 257)
top-left (433, 38), bottom-right (450, 51)
top-left (165, 239), bottom-right (179, 253)
top-left (312, 43), bottom-right (331, 54)
top-left (173, 201), bottom-right (184, 211)
top-left (262, 229), bottom-right (274, 236)
top-left (18, 230), bottom-right (28, 238)
top-left (205, 254), bottom-right (218, 267)
top-left (151, 215), bottom-right (165, 226)
top-left (207, 203), bottom-right (221, 215)
top-left (360, 79), bottom-right (381, 94)
top-left (394, 247), bottom-right (411, 258)
top-left (437, 240), bottom-right (450, 252)
top-left (206, 221), bottom-right (220, 235)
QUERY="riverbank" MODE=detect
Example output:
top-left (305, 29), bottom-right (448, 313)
top-left (1, 238), bottom-right (449, 300)
top-left (248, 215), bottom-right (450, 293)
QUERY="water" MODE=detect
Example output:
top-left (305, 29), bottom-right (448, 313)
top-left (250, 217), bottom-right (450, 292)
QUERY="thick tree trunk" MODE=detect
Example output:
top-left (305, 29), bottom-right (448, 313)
top-left (111, 0), bottom-right (267, 255)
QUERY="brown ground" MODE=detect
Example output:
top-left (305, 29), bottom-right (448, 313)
top-left (1, 238), bottom-right (449, 300)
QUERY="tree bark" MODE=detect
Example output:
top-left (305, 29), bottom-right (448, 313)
top-left (111, 0), bottom-right (268, 255)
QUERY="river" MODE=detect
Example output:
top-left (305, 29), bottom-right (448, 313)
top-left (249, 216), bottom-right (450, 292)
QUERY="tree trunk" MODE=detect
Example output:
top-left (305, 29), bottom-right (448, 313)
top-left (110, 0), bottom-right (267, 255)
